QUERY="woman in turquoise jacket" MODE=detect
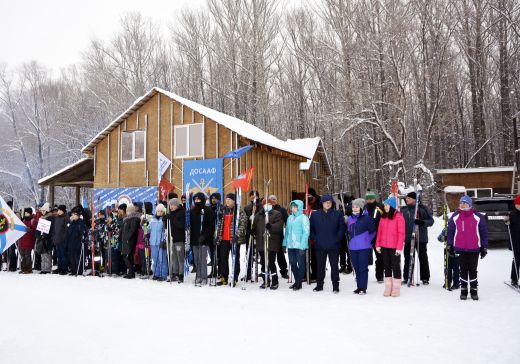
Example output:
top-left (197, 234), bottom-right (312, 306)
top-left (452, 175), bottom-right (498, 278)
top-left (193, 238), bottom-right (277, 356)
top-left (149, 204), bottom-right (168, 281)
top-left (283, 200), bottom-right (310, 291)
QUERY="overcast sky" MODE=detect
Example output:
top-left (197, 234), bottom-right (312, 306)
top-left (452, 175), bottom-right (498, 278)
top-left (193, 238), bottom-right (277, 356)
top-left (0, 0), bottom-right (206, 70)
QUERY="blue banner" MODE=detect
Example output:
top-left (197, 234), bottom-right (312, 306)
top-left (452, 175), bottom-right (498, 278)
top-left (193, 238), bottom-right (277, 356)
top-left (183, 158), bottom-right (223, 197)
top-left (94, 187), bottom-right (158, 212)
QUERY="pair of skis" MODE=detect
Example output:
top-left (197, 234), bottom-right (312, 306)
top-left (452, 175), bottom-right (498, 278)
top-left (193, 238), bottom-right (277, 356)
top-left (407, 179), bottom-right (421, 287)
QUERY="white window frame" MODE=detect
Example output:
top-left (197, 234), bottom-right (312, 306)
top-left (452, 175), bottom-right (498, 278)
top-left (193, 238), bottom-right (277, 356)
top-left (174, 123), bottom-right (204, 158)
top-left (312, 161), bottom-right (319, 180)
top-left (121, 130), bottom-right (145, 162)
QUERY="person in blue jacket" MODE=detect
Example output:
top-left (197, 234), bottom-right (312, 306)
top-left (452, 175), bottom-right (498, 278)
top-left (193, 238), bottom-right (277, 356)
top-left (149, 204), bottom-right (168, 281)
top-left (310, 194), bottom-right (346, 293)
top-left (347, 198), bottom-right (376, 294)
top-left (283, 200), bottom-right (310, 291)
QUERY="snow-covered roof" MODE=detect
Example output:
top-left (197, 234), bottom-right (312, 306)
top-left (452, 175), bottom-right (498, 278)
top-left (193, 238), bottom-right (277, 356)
top-left (443, 186), bottom-right (467, 193)
top-left (436, 166), bottom-right (514, 174)
top-left (82, 87), bottom-right (327, 165)
top-left (38, 158), bottom-right (93, 186)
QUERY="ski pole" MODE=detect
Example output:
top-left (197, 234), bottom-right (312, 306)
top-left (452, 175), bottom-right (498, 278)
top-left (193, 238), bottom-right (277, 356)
top-left (507, 220), bottom-right (519, 284)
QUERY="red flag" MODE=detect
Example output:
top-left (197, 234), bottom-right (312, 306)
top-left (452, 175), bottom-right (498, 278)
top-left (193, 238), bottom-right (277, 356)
top-left (232, 167), bottom-right (254, 190)
top-left (159, 179), bottom-right (174, 201)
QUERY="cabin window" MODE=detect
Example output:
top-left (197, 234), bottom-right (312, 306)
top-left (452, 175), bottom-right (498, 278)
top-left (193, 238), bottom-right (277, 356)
top-left (174, 123), bottom-right (204, 158)
top-left (312, 161), bottom-right (319, 180)
top-left (121, 130), bottom-right (145, 161)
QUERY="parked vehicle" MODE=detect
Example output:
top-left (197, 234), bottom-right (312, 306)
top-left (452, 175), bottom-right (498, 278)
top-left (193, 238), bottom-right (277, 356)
top-left (472, 195), bottom-right (514, 245)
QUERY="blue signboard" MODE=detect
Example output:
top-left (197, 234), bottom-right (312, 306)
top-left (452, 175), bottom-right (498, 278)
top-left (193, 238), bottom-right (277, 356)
top-left (94, 187), bottom-right (158, 212)
top-left (183, 158), bottom-right (223, 197)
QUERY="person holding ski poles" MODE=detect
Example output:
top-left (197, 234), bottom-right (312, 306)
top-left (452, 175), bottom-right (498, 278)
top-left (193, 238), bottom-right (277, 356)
top-left (347, 199), bottom-right (376, 295)
top-left (282, 200), bottom-right (309, 291)
top-left (164, 198), bottom-right (186, 282)
top-left (209, 192), bottom-right (222, 278)
top-left (447, 195), bottom-right (488, 300)
top-left (149, 203), bottom-right (168, 281)
top-left (190, 192), bottom-right (214, 285)
top-left (401, 191), bottom-right (434, 285)
top-left (310, 194), bottom-right (345, 293)
top-left (249, 198), bottom-right (284, 289)
top-left (216, 193), bottom-right (241, 286)
top-left (437, 227), bottom-right (460, 290)
top-left (375, 196), bottom-right (405, 297)
top-left (505, 195), bottom-right (520, 287)
top-left (365, 191), bottom-right (384, 283)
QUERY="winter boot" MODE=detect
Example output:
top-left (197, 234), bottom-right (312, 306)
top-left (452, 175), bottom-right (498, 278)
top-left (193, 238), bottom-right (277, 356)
top-left (270, 274), bottom-right (279, 290)
top-left (460, 288), bottom-right (468, 300)
top-left (383, 277), bottom-right (393, 297)
top-left (217, 277), bottom-right (227, 286)
top-left (292, 282), bottom-right (302, 291)
top-left (470, 288), bottom-right (479, 301)
top-left (259, 276), bottom-right (271, 289)
top-left (391, 278), bottom-right (401, 297)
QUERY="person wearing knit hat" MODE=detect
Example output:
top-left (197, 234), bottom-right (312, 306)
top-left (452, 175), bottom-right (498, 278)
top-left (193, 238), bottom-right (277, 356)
top-left (190, 192), bottom-right (214, 285)
top-left (52, 203), bottom-right (70, 274)
top-left (505, 195), bottom-right (520, 287)
top-left (39, 202), bottom-right (50, 214)
top-left (215, 191), bottom-right (250, 286)
top-left (347, 198), bottom-right (376, 294)
top-left (120, 204), bottom-right (142, 279)
top-left (365, 191), bottom-right (384, 283)
top-left (309, 193), bottom-right (346, 293)
top-left (19, 207), bottom-right (38, 273)
top-left (148, 203), bottom-right (168, 281)
top-left (401, 190), bottom-right (434, 286)
top-left (35, 202), bottom-right (53, 274)
top-left (208, 193), bottom-right (222, 277)
top-left (269, 194), bottom-right (289, 279)
top-left (164, 197), bottom-right (186, 282)
top-left (447, 195), bottom-right (488, 300)
top-left (376, 196), bottom-right (405, 297)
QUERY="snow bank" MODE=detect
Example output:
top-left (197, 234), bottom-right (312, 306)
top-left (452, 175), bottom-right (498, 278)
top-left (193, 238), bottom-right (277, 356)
top-left (0, 218), bottom-right (518, 364)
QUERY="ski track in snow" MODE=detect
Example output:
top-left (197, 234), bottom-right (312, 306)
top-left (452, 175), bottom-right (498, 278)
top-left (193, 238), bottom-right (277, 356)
top-left (0, 217), bottom-right (518, 364)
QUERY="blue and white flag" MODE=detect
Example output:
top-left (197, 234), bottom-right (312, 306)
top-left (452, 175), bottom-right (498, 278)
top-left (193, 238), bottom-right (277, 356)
top-left (223, 145), bottom-right (253, 159)
top-left (0, 195), bottom-right (27, 254)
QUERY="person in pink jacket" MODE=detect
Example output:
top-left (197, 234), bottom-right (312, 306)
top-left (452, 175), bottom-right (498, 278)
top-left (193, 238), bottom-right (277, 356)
top-left (376, 196), bottom-right (405, 297)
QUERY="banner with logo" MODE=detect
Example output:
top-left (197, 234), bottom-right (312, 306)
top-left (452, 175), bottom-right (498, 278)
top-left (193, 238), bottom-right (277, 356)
top-left (183, 158), bottom-right (223, 197)
top-left (94, 187), bottom-right (158, 212)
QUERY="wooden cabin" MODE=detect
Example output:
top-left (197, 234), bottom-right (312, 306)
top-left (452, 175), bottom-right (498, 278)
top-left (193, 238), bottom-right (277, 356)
top-left (436, 167), bottom-right (515, 198)
top-left (40, 87), bottom-right (331, 208)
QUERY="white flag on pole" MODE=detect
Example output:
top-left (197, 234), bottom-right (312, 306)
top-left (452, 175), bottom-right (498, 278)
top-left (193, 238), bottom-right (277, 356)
top-left (158, 152), bottom-right (171, 183)
top-left (0, 195), bottom-right (27, 254)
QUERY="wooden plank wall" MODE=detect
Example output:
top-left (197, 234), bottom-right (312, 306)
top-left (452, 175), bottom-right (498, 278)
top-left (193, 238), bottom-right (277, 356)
top-left (93, 92), bottom-right (313, 208)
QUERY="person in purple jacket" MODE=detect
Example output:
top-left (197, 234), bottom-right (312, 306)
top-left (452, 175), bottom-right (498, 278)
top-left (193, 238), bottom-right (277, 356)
top-left (347, 198), bottom-right (376, 295)
top-left (447, 195), bottom-right (488, 301)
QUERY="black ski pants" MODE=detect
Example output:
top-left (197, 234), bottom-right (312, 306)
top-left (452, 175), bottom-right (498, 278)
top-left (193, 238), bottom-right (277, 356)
top-left (316, 248), bottom-right (340, 289)
top-left (458, 251), bottom-right (479, 289)
top-left (381, 247), bottom-right (402, 279)
top-left (403, 241), bottom-right (430, 281)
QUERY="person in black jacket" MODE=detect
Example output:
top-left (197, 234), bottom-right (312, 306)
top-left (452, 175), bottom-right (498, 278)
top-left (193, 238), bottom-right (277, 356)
top-left (121, 204), bottom-right (141, 279)
top-left (269, 195), bottom-right (289, 279)
top-left (338, 193), bottom-right (354, 275)
top-left (50, 205), bottom-right (69, 275)
top-left (401, 191), bottom-right (434, 285)
top-left (365, 191), bottom-right (384, 282)
top-left (66, 208), bottom-right (85, 276)
top-left (505, 195), bottom-right (520, 287)
top-left (190, 192), bottom-right (214, 285)
top-left (209, 192), bottom-right (221, 276)
top-left (310, 195), bottom-right (346, 293)
top-left (164, 198), bottom-right (186, 282)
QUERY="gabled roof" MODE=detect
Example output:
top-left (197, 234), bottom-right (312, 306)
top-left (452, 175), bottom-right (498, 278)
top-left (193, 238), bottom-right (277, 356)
top-left (81, 87), bottom-right (327, 165)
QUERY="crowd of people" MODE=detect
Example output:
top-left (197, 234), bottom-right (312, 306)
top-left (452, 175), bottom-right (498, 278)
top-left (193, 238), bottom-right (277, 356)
top-left (4, 187), bottom-right (512, 302)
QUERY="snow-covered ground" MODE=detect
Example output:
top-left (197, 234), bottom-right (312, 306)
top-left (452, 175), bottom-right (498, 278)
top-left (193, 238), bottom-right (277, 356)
top-left (1, 218), bottom-right (518, 364)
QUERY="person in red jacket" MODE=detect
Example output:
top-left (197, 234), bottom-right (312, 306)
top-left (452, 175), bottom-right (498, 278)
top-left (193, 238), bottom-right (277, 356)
top-left (376, 196), bottom-right (405, 297)
top-left (19, 208), bottom-right (37, 274)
